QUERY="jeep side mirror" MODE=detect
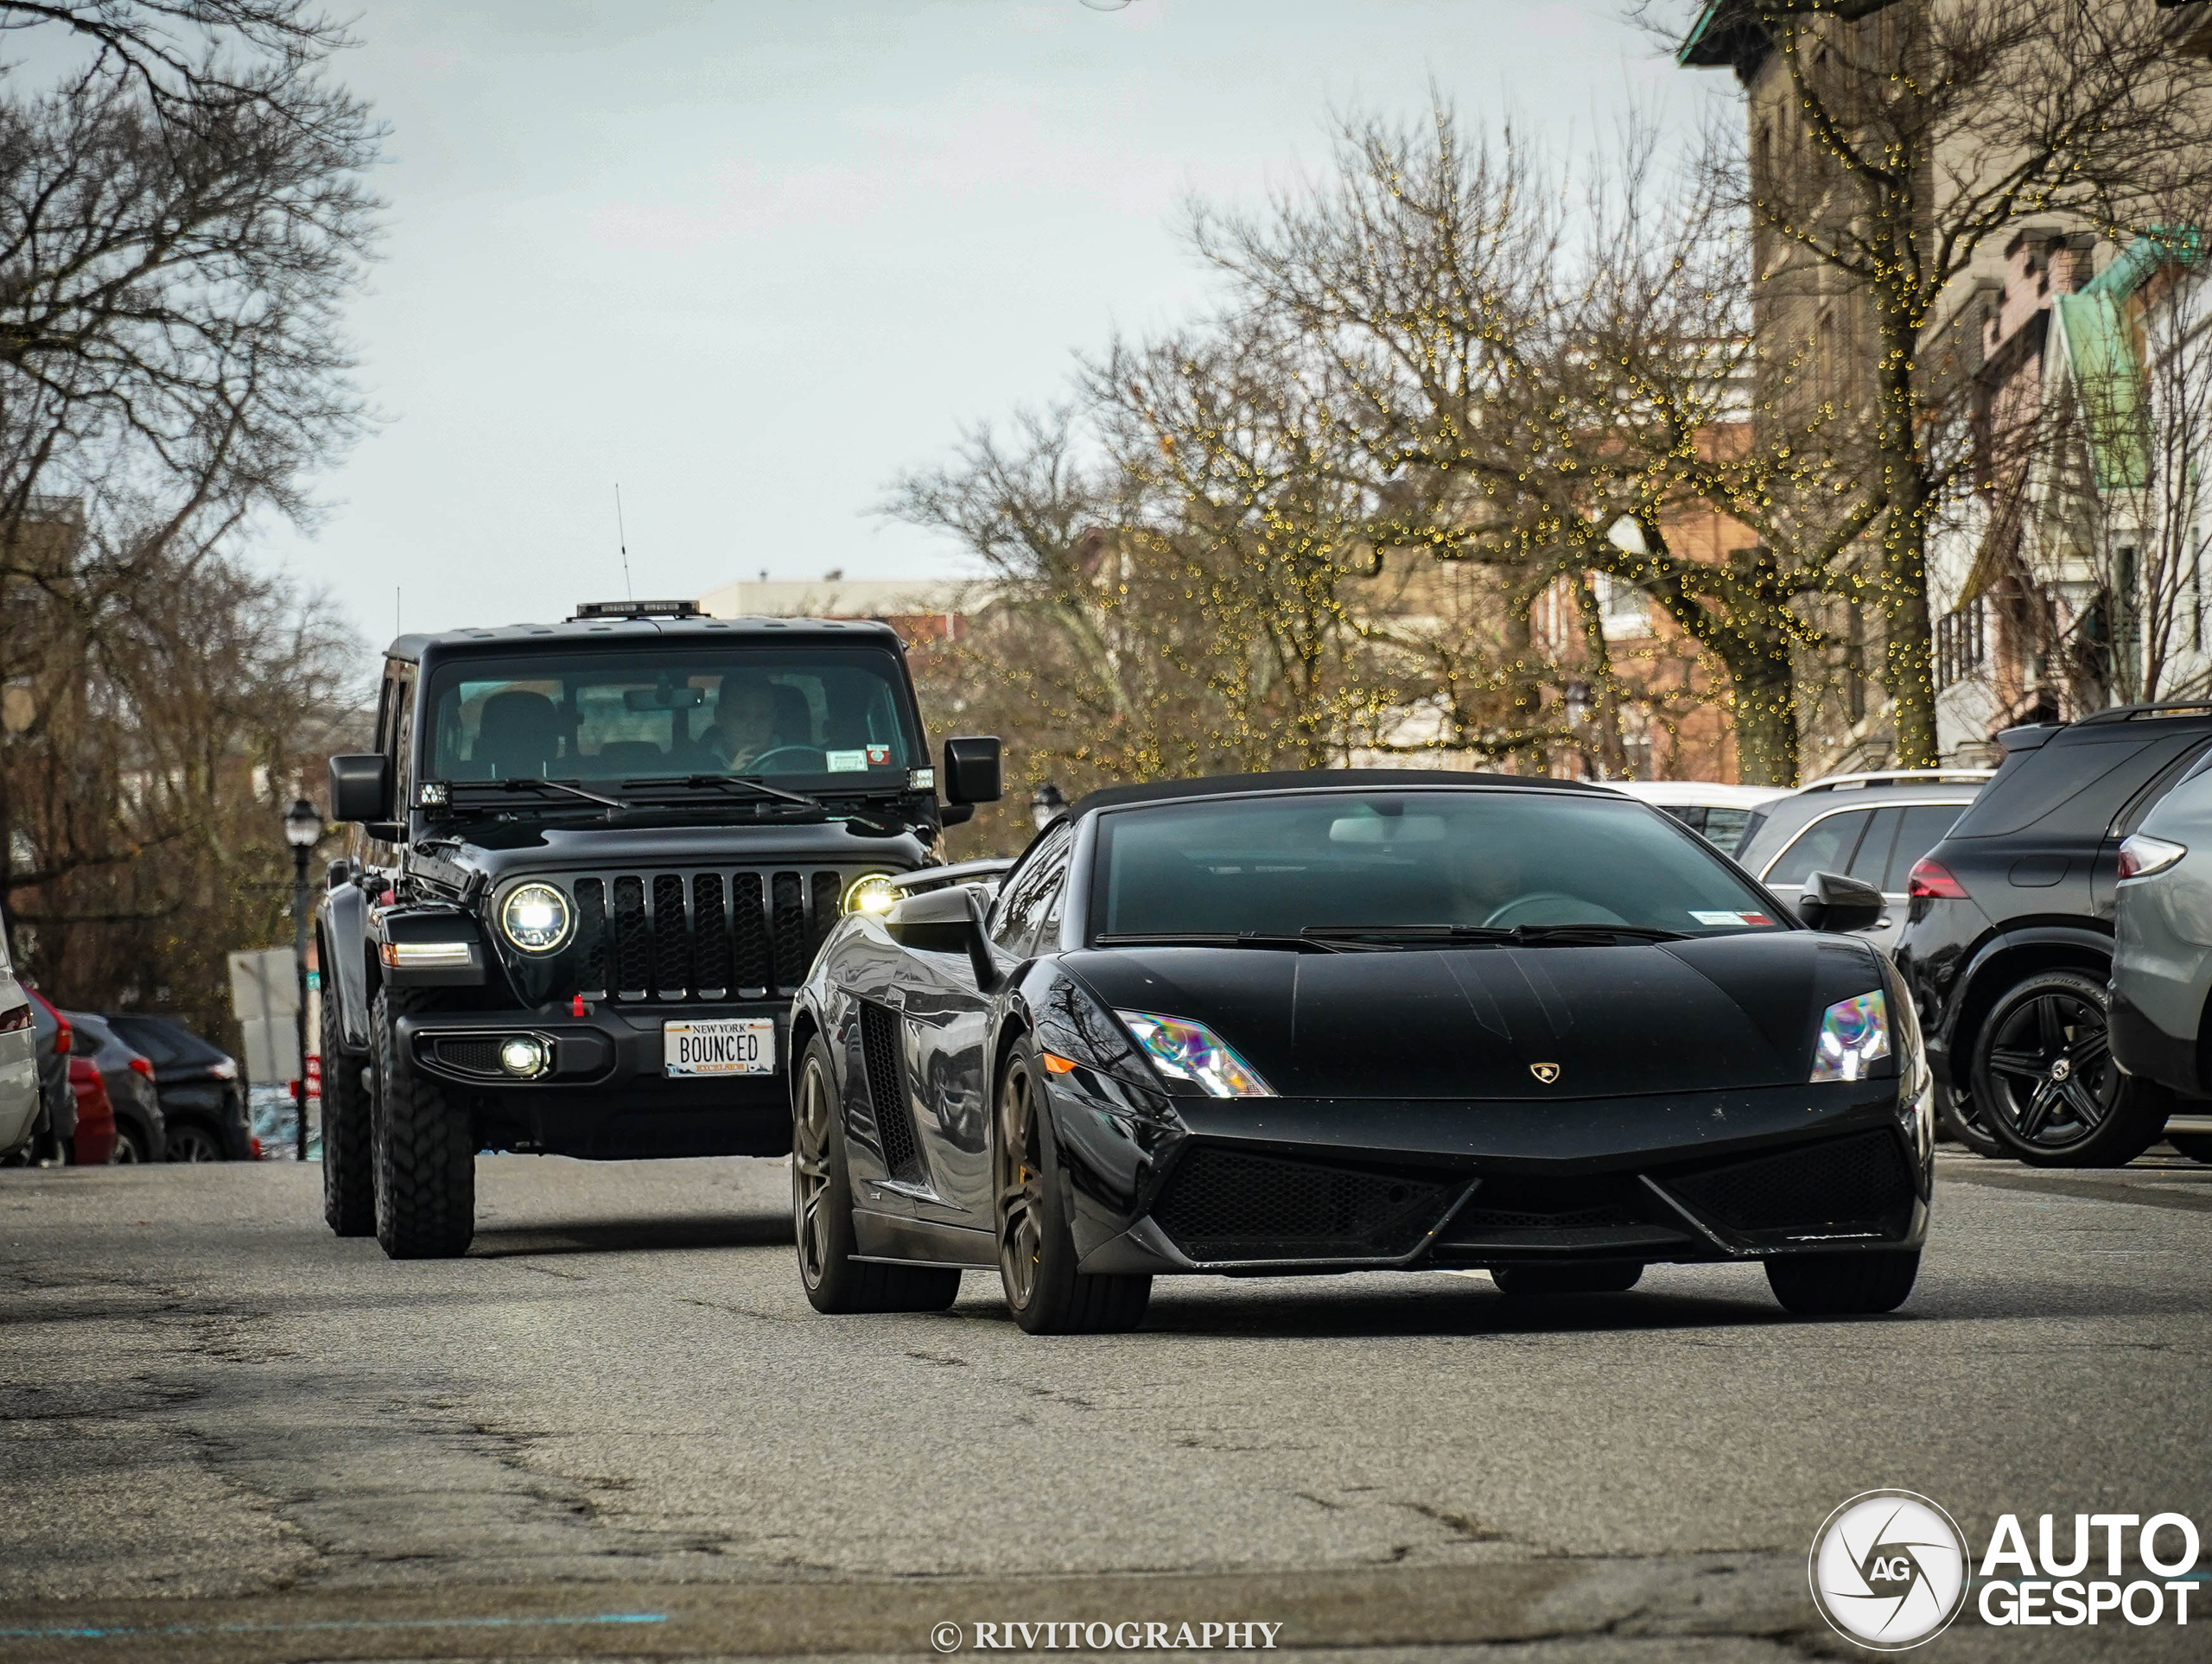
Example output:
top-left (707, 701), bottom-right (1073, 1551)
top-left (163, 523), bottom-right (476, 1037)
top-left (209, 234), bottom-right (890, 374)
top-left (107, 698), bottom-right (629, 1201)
top-left (328, 753), bottom-right (394, 825)
top-left (942, 735), bottom-right (1002, 805)
top-left (1797, 870), bottom-right (1885, 933)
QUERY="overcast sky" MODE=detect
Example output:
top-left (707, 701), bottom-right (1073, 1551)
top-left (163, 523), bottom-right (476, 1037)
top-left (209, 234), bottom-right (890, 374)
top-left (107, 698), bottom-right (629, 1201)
top-left (251, 1), bottom-right (1721, 646)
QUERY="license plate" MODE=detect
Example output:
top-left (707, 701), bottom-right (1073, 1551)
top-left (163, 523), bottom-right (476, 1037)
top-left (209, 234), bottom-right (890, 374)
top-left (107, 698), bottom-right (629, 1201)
top-left (664, 1018), bottom-right (775, 1077)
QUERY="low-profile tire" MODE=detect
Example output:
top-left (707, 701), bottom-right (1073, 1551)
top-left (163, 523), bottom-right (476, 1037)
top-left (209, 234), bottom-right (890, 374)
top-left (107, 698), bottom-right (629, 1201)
top-left (1971, 969), bottom-right (2168, 1168)
top-left (321, 953), bottom-right (375, 1235)
top-left (791, 1032), bottom-right (960, 1314)
top-left (371, 988), bottom-right (474, 1260)
top-left (1933, 1082), bottom-right (2005, 1159)
top-left (164, 1121), bottom-right (224, 1162)
top-left (1492, 1261), bottom-right (1644, 1297)
top-left (2167, 1131), bottom-right (2212, 1164)
top-left (995, 1045), bottom-right (1150, 1335)
top-left (1765, 1248), bottom-right (1920, 1316)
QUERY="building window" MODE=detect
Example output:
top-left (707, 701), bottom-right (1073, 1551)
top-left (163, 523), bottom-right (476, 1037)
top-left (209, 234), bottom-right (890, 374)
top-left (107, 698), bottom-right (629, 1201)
top-left (1936, 598), bottom-right (1986, 689)
top-left (1594, 573), bottom-right (1649, 638)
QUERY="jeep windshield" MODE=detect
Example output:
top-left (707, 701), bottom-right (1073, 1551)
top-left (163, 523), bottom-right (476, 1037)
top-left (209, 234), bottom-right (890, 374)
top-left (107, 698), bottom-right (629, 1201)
top-left (423, 647), bottom-right (922, 789)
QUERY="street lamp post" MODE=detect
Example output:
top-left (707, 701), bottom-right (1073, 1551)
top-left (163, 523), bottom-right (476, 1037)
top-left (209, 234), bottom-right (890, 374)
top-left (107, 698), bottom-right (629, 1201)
top-left (1030, 782), bottom-right (1066, 831)
top-left (283, 797), bottom-right (324, 1162)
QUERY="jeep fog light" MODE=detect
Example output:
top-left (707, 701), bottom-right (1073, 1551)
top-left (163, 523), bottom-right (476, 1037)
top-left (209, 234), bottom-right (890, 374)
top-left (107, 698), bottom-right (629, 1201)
top-left (500, 883), bottom-right (572, 952)
top-left (499, 1036), bottom-right (550, 1078)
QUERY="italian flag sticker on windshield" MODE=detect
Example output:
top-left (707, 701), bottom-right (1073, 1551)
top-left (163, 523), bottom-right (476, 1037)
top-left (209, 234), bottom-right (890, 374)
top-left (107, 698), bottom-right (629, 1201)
top-left (825, 749), bottom-right (867, 772)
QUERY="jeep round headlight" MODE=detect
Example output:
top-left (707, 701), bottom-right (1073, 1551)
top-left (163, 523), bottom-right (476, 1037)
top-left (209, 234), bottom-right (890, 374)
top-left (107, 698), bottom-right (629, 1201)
top-left (844, 873), bottom-right (899, 916)
top-left (500, 883), bottom-right (572, 953)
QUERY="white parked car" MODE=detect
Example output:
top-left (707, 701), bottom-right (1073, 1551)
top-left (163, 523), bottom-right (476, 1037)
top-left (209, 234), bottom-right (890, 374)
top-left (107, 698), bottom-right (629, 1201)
top-left (1599, 781), bottom-right (1790, 856)
top-left (0, 936), bottom-right (43, 1157)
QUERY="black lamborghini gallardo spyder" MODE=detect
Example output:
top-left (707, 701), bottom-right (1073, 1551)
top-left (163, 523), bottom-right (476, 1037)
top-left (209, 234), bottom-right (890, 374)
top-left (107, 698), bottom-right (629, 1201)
top-left (790, 772), bottom-right (1931, 1333)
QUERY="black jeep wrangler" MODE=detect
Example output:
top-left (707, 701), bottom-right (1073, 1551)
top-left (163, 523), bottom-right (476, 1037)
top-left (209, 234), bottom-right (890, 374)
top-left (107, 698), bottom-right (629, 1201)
top-left (316, 600), bottom-right (1001, 1259)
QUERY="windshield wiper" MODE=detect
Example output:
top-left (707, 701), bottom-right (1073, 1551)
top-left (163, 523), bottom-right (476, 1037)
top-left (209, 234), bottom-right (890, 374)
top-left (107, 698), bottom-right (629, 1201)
top-left (1300, 923), bottom-right (1688, 945)
top-left (496, 778), bottom-right (631, 810)
top-left (620, 773), bottom-right (828, 814)
top-left (1094, 931), bottom-right (1366, 954)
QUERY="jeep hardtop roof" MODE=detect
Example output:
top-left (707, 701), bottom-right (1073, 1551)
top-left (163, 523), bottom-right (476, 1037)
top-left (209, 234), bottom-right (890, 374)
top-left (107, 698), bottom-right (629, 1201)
top-left (383, 613), bottom-right (906, 665)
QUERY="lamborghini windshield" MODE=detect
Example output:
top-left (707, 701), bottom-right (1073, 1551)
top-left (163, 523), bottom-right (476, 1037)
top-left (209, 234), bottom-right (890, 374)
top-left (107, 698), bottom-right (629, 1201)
top-left (1094, 790), bottom-right (1789, 941)
top-left (423, 648), bottom-right (920, 784)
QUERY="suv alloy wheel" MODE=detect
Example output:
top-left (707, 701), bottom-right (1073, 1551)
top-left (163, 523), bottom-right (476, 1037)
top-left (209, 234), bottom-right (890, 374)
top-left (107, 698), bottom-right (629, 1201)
top-left (1970, 969), bottom-right (2169, 1167)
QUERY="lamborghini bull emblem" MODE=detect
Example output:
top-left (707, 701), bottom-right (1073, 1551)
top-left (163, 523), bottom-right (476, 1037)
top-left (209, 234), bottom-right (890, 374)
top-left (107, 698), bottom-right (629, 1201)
top-left (1529, 1062), bottom-right (1561, 1084)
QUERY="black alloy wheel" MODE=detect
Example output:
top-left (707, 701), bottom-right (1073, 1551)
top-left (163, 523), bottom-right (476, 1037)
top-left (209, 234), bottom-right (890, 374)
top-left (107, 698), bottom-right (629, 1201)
top-left (2167, 1132), bottom-right (2212, 1165)
top-left (111, 1123), bottom-right (146, 1163)
top-left (1491, 1261), bottom-right (1644, 1297)
top-left (163, 1121), bottom-right (224, 1162)
top-left (1765, 1248), bottom-right (1921, 1316)
top-left (791, 1032), bottom-right (959, 1314)
top-left (995, 1046), bottom-right (1149, 1335)
top-left (1971, 969), bottom-right (2168, 1168)
top-left (1933, 1082), bottom-right (2005, 1159)
top-left (369, 988), bottom-right (475, 1260)
top-left (321, 949), bottom-right (375, 1235)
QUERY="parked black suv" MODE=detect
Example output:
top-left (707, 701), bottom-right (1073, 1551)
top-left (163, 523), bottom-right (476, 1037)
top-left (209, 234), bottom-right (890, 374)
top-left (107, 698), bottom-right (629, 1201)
top-left (1894, 702), bottom-right (2212, 1166)
top-left (102, 1013), bottom-right (253, 1160)
top-left (319, 600), bottom-right (1001, 1259)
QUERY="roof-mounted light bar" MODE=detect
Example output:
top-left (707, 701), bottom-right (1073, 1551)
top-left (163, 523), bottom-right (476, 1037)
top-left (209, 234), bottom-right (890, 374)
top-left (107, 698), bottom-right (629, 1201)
top-left (569, 600), bottom-right (704, 621)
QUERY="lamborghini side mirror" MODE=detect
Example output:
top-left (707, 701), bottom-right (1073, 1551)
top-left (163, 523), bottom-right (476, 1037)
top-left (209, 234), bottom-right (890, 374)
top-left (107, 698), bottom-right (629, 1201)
top-left (1797, 870), bottom-right (1884, 933)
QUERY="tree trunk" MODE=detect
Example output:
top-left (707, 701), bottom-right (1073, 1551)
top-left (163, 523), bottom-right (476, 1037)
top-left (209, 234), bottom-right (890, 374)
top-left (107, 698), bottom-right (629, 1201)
top-left (1877, 310), bottom-right (1940, 766)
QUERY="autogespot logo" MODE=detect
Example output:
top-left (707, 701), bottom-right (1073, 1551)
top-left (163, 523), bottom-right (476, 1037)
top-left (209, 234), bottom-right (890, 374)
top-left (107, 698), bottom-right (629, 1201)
top-left (1809, 1490), bottom-right (1970, 1650)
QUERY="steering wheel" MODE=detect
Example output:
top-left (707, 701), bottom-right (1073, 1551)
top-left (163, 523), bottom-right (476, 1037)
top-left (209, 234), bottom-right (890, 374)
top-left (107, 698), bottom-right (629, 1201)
top-left (742, 745), bottom-right (828, 773)
top-left (1482, 893), bottom-right (1630, 929)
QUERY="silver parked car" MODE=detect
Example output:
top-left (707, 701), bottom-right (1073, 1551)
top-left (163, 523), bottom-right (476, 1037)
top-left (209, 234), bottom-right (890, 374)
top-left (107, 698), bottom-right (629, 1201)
top-left (2109, 752), bottom-right (2212, 1165)
top-left (1601, 781), bottom-right (1789, 855)
top-left (1735, 770), bottom-right (1993, 956)
top-left (0, 936), bottom-right (42, 1158)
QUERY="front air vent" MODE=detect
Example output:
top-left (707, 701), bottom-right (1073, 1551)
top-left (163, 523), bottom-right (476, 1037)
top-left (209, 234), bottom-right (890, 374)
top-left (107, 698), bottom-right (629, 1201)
top-left (1148, 1148), bottom-right (1455, 1263)
top-left (857, 1000), bottom-right (925, 1183)
top-left (1657, 1130), bottom-right (1916, 1238)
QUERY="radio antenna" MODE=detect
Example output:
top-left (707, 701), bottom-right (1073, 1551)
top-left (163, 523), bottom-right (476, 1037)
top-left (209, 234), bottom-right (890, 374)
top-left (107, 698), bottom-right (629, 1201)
top-left (614, 484), bottom-right (634, 600)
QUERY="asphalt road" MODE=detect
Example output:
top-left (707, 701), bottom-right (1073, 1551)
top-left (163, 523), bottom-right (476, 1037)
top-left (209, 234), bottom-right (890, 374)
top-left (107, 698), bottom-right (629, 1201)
top-left (1, 1148), bottom-right (2207, 1663)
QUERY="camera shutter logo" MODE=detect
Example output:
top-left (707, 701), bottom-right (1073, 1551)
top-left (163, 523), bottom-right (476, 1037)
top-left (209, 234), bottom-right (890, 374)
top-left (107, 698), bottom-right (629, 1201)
top-left (1809, 1491), bottom-right (1967, 1649)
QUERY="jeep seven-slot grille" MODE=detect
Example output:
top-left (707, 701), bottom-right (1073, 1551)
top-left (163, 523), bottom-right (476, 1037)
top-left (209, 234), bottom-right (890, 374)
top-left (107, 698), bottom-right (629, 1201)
top-left (555, 867), bottom-right (850, 1001)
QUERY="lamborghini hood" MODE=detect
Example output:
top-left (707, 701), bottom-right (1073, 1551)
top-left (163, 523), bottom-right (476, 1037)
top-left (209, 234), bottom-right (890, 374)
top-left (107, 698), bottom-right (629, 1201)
top-left (1058, 932), bottom-right (1892, 1100)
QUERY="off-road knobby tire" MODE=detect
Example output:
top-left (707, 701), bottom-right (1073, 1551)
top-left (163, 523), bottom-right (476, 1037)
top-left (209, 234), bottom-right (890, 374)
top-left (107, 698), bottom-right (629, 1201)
top-left (1765, 1248), bottom-right (1920, 1317)
top-left (321, 949), bottom-right (375, 1235)
top-left (996, 1045), bottom-right (1151, 1336)
top-left (1492, 1261), bottom-right (1644, 1297)
top-left (371, 988), bottom-right (474, 1260)
top-left (791, 1032), bottom-right (961, 1314)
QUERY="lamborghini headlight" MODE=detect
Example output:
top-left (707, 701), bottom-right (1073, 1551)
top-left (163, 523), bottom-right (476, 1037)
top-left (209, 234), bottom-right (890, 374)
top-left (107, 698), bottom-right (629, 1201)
top-left (1116, 1010), bottom-right (1274, 1098)
top-left (1812, 990), bottom-right (1891, 1083)
top-left (844, 873), bottom-right (899, 916)
top-left (499, 882), bottom-right (572, 953)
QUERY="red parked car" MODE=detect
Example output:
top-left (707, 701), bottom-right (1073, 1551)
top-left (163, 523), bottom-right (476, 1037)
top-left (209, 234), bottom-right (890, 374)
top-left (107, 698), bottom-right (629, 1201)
top-left (66, 1056), bottom-right (117, 1166)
